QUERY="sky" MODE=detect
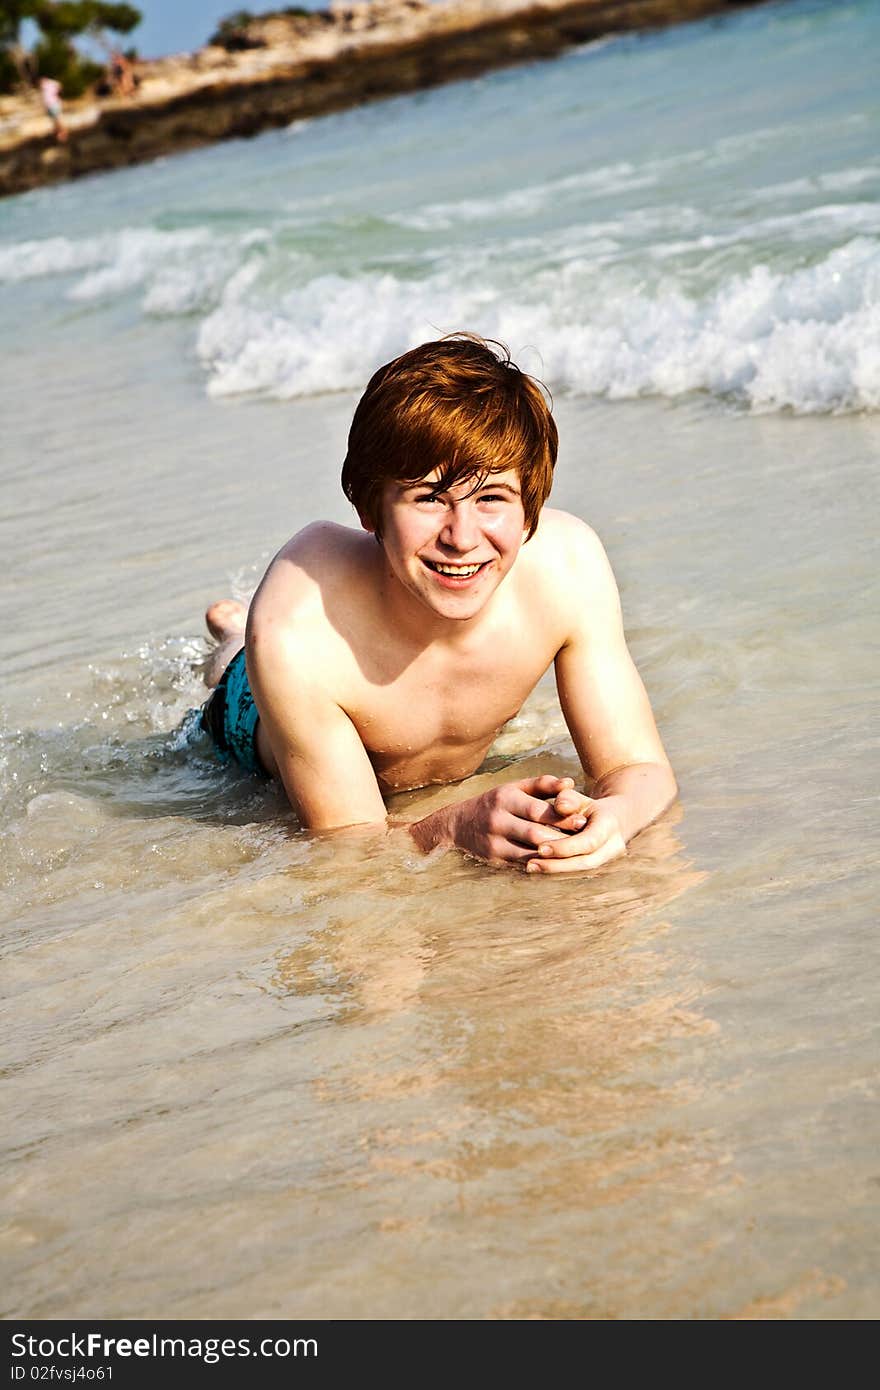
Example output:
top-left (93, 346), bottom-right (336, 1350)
top-left (131, 1), bottom-right (321, 60)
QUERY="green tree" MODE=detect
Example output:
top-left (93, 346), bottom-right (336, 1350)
top-left (0, 1), bottom-right (141, 96)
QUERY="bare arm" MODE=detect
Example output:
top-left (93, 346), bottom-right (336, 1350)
top-left (247, 621), bottom-right (388, 829)
top-left (527, 520), bottom-right (676, 874)
top-left (249, 622), bottom-right (584, 853)
top-left (247, 589), bottom-right (575, 849)
top-left (245, 519), bottom-right (672, 864)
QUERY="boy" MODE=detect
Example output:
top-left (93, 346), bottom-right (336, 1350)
top-left (201, 334), bottom-right (676, 873)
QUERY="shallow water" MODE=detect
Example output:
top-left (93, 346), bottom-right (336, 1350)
top-left (2, 0), bottom-right (879, 1319)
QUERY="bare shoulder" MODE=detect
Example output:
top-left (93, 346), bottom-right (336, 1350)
top-left (247, 522), bottom-right (371, 684)
top-left (513, 509), bottom-right (624, 654)
top-left (251, 523), bottom-right (366, 625)
top-left (529, 508), bottom-right (609, 564)
top-left (522, 508), bottom-right (618, 599)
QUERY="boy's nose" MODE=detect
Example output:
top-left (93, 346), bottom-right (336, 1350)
top-left (440, 502), bottom-right (479, 552)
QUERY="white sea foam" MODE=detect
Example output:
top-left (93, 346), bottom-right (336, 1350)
top-left (4, 158), bottom-right (877, 415)
top-left (0, 224), bottom-right (277, 318)
top-left (751, 166), bottom-right (880, 200)
top-left (0, 233), bottom-right (115, 281)
top-left (197, 270), bottom-right (449, 398)
top-left (67, 228), bottom-right (216, 302)
top-left (648, 203), bottom-right (880, 264)
top-left (196, 237), bottom-right (880, 413)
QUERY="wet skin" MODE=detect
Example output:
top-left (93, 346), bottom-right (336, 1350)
top-left (228, 470), bottom-right (676, 871)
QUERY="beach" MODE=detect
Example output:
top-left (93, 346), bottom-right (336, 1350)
top-left (1, 0), bottom-right (878, 1318)
top-left (0, 0), bottom-right (779, 198)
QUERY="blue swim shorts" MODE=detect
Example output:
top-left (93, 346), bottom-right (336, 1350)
top-left (200, 647), bottom-right (263, 774)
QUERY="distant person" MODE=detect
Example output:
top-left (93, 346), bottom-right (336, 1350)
top-left (109, 50), bottom-right (136, 97)
top-left (39, 76), bottom-right (67, 143)
top-left (199, 334), bottom-right (677, 873)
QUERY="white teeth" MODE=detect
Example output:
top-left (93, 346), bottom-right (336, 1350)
top-left (432, 563), bottom-right (482, 576)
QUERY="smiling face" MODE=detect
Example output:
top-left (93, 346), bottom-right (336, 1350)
top-left (367, 468), bottom-right (528, 622)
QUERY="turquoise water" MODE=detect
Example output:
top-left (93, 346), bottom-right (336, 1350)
top-left (2, 0), bottom-right (878, 411)
top-left (1, 0), bottom-right (878, 1319)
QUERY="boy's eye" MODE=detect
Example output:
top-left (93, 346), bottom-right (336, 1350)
top-left (408, 489), bottom-right (515, 505)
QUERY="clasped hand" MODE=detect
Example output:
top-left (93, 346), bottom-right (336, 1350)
top-left (446, 775), bottom-right (626, 874)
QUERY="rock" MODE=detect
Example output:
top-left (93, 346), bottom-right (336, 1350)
top-left (0, 1), bottom-right (776, 199)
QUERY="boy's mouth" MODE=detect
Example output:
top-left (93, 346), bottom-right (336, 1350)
top-left (421, 559), bottom-right (490, 581)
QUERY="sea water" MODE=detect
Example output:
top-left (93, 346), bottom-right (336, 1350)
top-left (1, 0), bottom-right (878, 1317)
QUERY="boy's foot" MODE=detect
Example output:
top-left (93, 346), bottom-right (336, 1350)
top-left (203, 599), bottom-right (248, 688)
top-left (205, 599), bottom-right (247, 643)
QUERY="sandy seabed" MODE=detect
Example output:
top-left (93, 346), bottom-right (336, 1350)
top-left (3, 374), bottom-right (878, 1316)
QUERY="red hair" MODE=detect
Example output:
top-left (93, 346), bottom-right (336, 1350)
top-left (342, 334), bottom-right (557, 540)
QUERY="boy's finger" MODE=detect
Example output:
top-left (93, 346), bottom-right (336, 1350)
top-left (517, 793), bottom-right (582, 826)
top-left (526, 849), bottom-right (618, 874)
top-left (508, 817), bottom-right (569, 849)
top-left (535, 822), bottom-right (614, 859)
top-left (526, 839), bottom-right (625, 873)
top-left (488, 818), bottom-right (567, 861)
top-left (553, 790), bottom-right (593, 815)
top-left (515, 775), bottom-right (575, 799)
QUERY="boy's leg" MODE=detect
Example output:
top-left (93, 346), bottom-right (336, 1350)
top-left (201, 598), bottom-right (279, 780)
top-left (204, 599), bottom-right (246, 688)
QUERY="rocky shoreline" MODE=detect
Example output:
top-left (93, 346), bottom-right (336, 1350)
top-left (0, 0), bottom-right (773, 199)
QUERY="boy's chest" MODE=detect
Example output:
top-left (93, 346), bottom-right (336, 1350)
top-left (344, 642), bottom-right (554, 790)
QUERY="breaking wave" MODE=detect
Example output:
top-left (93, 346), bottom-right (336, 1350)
top-left (195, 237), bottom-right (880, 413)
top-left (2, 185), bottom-right (878, 413)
